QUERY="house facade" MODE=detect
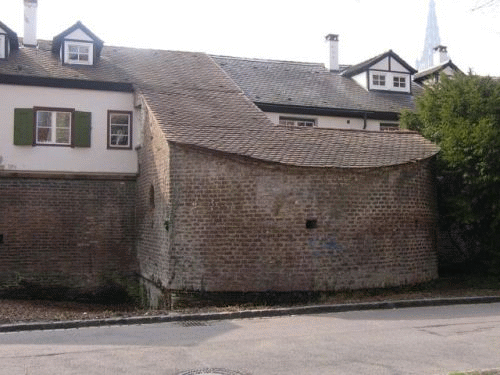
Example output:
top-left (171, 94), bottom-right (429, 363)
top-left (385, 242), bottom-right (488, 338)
top-left (0, 15), bottom-right (138, 291)
top-left (213, 36), bottom-right (419, 132)
top-left (0, 2), bottom-right (440, 302)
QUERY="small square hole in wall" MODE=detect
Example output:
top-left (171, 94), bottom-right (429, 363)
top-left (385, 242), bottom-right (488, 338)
top-left (306, 219), bottom-right (318, 229)
top-left (0, 234), bottom-right (3, 244)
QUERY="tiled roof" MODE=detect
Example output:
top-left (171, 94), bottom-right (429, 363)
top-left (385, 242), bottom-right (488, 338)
top-left (0, 40), bottom-right (438, 168)
top-left (144, 89), bottom-right (439, 168)
top-left (212, 55), bottom-right (417, 115)
top-left (0, 40), bottom-right (129, 84)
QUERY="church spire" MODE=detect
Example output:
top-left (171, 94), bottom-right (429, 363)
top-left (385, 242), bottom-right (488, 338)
top-left (417, 0), bottom-right (441, 70)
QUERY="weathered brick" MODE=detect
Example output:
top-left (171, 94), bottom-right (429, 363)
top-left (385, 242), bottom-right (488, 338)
top-left (0, 176), bottom-right (137, 289)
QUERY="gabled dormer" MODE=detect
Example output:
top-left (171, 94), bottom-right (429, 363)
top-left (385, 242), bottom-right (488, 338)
top-left (0, 21), bottom-right (19, 60)
top-left (51, 21), bottom-right (104, 66)
top-left (414, 60), bottom-right (461, 85)
top-left (341, 50), bottom-right (417, 94)
top-left (414, 46), bottom-right (461, 85)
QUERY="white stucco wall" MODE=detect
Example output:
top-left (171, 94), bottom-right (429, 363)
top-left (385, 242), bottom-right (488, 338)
top-left (264, 112), bottom-right (394, 131)
top-left (0, 84), bottom-right (138, 174)
top-left (371, 58), bottom-right (390, 71)
top-left (66, 29), bottom-right (93, 41)
top-left (442, 66), bottom-right (455, 75)
top-left (0, 34), bottom-right (5, 59)
top-left (353, 72), bottom-right (368, 90)
top-left (391, 58), bottom-right (409, 73)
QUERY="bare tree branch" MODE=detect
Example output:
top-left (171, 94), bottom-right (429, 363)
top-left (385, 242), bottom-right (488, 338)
top-left (472, 0), bottom-right (498, 11)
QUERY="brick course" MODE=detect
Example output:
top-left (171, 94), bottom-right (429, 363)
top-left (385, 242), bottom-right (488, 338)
top-left (137, 117), bottom-right (438, 293)
top-left (0, 175), bottom-right (137, 290)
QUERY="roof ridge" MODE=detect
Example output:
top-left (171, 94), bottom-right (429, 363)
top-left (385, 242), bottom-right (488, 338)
top-left (212, 54), bottom-right (325, 68)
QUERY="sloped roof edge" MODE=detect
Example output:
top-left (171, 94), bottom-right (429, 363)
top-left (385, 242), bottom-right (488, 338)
top-left (414, 60), bottom-right (462, 82)
top-left (167, 138), bottom-right (439, 170)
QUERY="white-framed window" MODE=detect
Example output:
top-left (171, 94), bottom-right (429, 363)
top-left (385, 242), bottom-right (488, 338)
top-left (393, 76), bottom-right (406, 88)
top-left (64, 41), bottom-right (93, 65)
top-left (380, 123), bottom-right (400, 131)
top-left (372, 74), bottom-right (386, 87)
top-left (0, 34), bottom-right (5, 59)
top-left (279, 117), bottom-right (316, 127)
top-left (35, 108), bottom-right (73, 145)
top-left (108, 110), bottom-right (132, 149)
top-left (369, 71), bottom-right (410, 93)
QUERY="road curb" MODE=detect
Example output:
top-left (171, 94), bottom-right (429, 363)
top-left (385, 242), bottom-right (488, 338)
top-left (1, 295), bottom-right (500, 333)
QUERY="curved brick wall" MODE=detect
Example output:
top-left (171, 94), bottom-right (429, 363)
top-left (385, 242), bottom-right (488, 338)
top-left (137, 138), bottom-right (438, 293)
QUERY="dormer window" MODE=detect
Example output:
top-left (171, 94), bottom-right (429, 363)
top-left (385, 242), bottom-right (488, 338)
top-left (342, 51), bottom-right (416, 94)
top-left (64, 41), bottom-right (93, 65)
top-left (52, 21), bottom-right (103, 67)
top-left (372, 74), bottom-right (386, 87)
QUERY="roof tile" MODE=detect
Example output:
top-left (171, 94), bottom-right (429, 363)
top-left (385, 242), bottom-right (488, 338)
top-left (212, 55), bottom-right (417, 114)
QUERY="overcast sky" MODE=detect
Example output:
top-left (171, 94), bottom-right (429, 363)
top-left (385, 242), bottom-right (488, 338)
top-left (3, 0), bottom-right (500, 76)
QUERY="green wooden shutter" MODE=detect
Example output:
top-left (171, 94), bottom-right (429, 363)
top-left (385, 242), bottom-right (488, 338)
top-left (13, 108), bottom-right (34, 145)
top-left (73, 111), bottom-right (91, 147)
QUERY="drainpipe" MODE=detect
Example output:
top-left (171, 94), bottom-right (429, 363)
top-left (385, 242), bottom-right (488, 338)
top-left (363, 112), bottom-right (368, 129)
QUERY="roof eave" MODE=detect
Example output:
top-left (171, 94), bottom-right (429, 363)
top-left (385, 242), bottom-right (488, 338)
top-left (255, 102), bottom-right (401, 121)
top-left (0, 73), bottom-right (134, 92)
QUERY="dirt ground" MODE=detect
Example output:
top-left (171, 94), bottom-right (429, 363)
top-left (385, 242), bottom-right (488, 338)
top-left (0, 299), bottom-right (144, 324)
top-left (1, 276), bottom-right (500, 325)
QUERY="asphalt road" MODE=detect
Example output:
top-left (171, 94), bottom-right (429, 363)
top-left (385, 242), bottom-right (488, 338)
top-left (0, 303), bottom-right (499, 375)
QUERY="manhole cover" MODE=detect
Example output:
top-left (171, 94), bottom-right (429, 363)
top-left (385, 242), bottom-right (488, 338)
top-left (176, 369), bottom-right (249, 375)
top-left (174, 320), bottom-right (211, 327)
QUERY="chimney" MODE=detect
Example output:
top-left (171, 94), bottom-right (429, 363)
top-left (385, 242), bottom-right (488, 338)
top-left (23, 0), bottom-right (38, 46)
top-left (325, 34), bottom-right (339, 71)
top-left (433, 45), bottom-right (448, 66)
